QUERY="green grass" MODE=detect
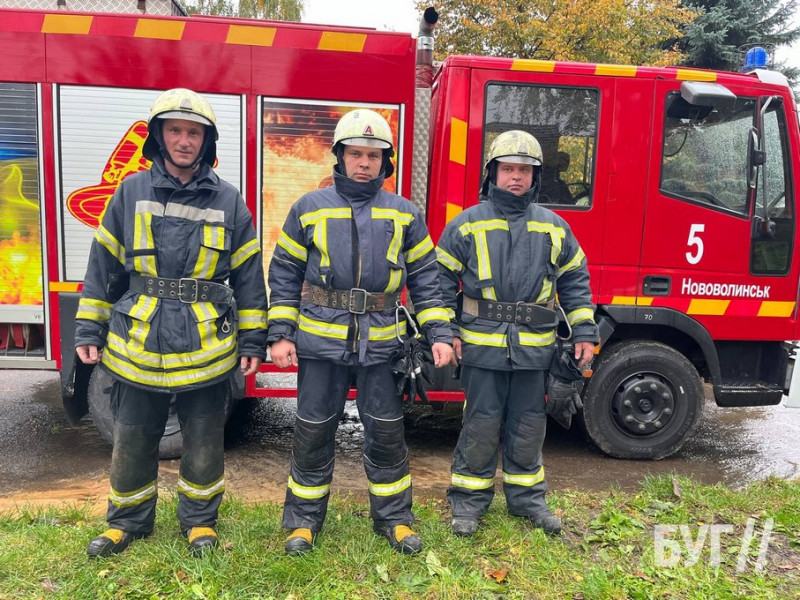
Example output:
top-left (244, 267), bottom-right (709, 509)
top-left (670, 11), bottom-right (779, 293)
top-left (0, 475), bottom-right (798, 599)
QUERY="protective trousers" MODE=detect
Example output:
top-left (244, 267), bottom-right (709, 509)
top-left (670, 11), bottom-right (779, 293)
top-left (447, 366), bottom-right (549, 520)
top-left (283, 359), bottom-right (412, 531)
top-left (105, 379), bottom-right (227, 535)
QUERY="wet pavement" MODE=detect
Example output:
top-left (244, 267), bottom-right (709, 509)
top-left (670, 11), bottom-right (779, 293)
top-left (0, 370), bottom-right (798, 512)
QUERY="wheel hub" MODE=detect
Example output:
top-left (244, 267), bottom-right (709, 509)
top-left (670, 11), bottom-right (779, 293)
top-left (612, 373), bottom-right (675, 436)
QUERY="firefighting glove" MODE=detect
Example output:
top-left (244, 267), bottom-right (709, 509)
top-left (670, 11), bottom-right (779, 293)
top-left (389, 337), bottom-right (434, 407)
top-left (546, 348), bottom-right (585, 430)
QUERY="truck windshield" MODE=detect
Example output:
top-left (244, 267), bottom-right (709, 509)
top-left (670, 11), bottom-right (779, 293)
top-left (661, 93), bottom-right (756, 216)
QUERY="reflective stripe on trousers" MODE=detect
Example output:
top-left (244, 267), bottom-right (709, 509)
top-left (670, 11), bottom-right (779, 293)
top-left (282, 359), bottom-right (413, 530)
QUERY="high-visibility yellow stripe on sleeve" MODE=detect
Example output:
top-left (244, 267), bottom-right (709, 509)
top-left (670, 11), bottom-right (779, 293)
top-left (404, 235), bottom-right (434, 264)
top-left (95, 225), bottom-right (126, 265)
top-left (238, 308), bottom-right (267, 330)
top-left (451, 473), bottom-right (494, 490)
top-left (566, 307), bottom-right (595, 326)
top-left (558, 248), bottom-right (586, 277)
top-left (231, 238), bottom-right (261, 269)
top-left (288, 476), bottom-right (330, 500)
top-left (368, 474), bottom-right (411, 497)
top-left (76, 297), bottom-right (113, 321)
top-left (277, 231), bottom-right (308, 262)
top-left (268, 305), bottom-right (299, 323)
top-left (416, 307), bottom-right (450, 326)
top-left (436, 247), bottom-right (464, 273)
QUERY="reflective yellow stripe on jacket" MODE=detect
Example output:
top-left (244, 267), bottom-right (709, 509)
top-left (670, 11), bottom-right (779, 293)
top-left (372, 208), bottom-right (414, 264)
top-left (300, 207), bottom-right (352, 268)
top-left (458, 219), bottom-right (509, 301)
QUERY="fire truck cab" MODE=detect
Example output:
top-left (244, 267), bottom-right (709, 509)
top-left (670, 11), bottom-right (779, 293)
top-left (0, 6), bottom-right (798, 460)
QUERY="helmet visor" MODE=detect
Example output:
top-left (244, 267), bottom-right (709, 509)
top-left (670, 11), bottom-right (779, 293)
top-left (496, 154), bottom-right (542, 166)
top-left (156, 111), bottom-right (213, 127)
top-left (341, 137), bottom-right (391, 149)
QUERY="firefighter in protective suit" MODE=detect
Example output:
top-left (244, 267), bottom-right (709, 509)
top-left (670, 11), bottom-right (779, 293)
top-left (268, 109), bottom-right (454, 555)
top-left (436, 130), bottom-right (597, 537)
top-left (75, 88), bottom-right (268, 557)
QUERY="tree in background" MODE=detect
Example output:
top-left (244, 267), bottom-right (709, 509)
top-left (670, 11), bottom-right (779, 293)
top-left (186, 0), bottom-right (303, 21)
top-left (418, 0), bottom-right (697, 65)
top-left (674, 0), bottom-right (799, 79)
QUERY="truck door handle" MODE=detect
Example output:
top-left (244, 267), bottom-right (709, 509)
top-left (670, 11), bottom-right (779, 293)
top-left (642, 276), bottom-right (671, 296)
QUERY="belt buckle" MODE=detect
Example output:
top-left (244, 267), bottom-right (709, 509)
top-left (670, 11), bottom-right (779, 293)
top-left (348, 288), bottom-right (368, 314)
top-left (515, 301), bottom-right (528, 324)
top-left (178, 278), bottom-right (198, 303)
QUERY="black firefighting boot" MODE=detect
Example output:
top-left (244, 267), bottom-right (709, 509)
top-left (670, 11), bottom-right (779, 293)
top-left (373, 524), bottom-right (423, 555)
top-left (451, 517), bottom-right (479, 538)
top-left (285, 528), bottom-right (316, 555)
top-left (86, 528), bottom-right (146, 558)
top-left (527, 509), bottom-right (562, 535)
top-left (185, 526), bottom-right (218, 557)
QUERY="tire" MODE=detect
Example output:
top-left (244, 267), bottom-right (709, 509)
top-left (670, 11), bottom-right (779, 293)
top-left (581, 340), bottom-right (704, 460)
top-left (87, 367), bottom-right (238, 460)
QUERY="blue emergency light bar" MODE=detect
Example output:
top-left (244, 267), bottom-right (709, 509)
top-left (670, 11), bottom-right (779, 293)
top-left (743, 46), bottom-right (769, 70)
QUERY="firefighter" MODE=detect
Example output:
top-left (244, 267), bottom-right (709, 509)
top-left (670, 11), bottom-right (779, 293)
top-left (268, 108), bottom-right (454, 555)
top-left (75, 88), bottom-right (268, 558)
top-left (436, 130), bottom-right (597, 538)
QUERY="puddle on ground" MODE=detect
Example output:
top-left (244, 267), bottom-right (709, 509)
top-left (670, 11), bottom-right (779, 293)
top-left (0, 371), bottom-right (797, 514)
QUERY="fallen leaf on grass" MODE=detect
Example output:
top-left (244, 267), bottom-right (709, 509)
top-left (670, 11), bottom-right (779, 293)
top-left (354, 572), bottom-right (366, 582)
top-left (40, 579), bottom-right (59, 592)
top-left (375, 564), bottom-right (389, 583)
top-left (97, 569), bottom-right (111, 579)
top-left (426, 551), bottom-right (451, 577)
top-left (485, 566), bottom-right (508, 583)
top-left (572, 573), bottom-right (584, 582)
top-left (176, 570), bottom-right (188, 582)
top-left (224, 541), bottom-right (234, 551)
top-left (572, 593), bottom-right (585, 599)
top-left (633, 571), bottom-right (653, 582)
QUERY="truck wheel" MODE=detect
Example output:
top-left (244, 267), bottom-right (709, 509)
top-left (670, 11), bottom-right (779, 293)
top-left (87, 368), bottom-right (238, 460)
top-left (581, 341), bottom-right (704, 460)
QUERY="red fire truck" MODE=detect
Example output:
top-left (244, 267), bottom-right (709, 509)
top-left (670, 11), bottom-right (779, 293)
top-left (0, 6), bottom-right (798, 460)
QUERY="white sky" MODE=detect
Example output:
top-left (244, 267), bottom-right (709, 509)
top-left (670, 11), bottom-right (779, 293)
top-left (301, 0), bottom-right (421, 34)
top-left (301, 0), bottom-right (799, 75)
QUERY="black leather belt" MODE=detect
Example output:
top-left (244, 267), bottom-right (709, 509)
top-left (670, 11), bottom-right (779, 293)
top-left (302, 283), bottom-right (399, 314)
top-left (462, 295), bottom-right (557, 326)
top-left (130, 273), bottom-right (233, 304)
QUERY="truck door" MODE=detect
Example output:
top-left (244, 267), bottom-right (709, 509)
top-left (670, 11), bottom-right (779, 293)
top-left (466, 66), bottom-right (618, 297)
top-left (641, 80), bottom-right (797, 347)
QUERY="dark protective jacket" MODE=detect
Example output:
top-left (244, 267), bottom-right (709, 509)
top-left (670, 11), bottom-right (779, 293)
top-left (75, 158), bottom-right (268, 392)
top-left (267, 170), bottom-right (453, 364)
top-left (436, 183), bottom-right (598, 371)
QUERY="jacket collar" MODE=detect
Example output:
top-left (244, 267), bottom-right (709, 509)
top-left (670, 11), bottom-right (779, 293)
top-left (487, 182), bottom-right (536, 219)
top-left (332, 167), bottom-right (385, 205)
top-left (150, 157), bottom-right (219, 192)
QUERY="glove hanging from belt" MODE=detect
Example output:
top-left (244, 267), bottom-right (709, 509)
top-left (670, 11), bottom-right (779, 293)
top-left (387, 304), bottom-right (434, 407)
top-left (546, 343), bottom-right (586, 430)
